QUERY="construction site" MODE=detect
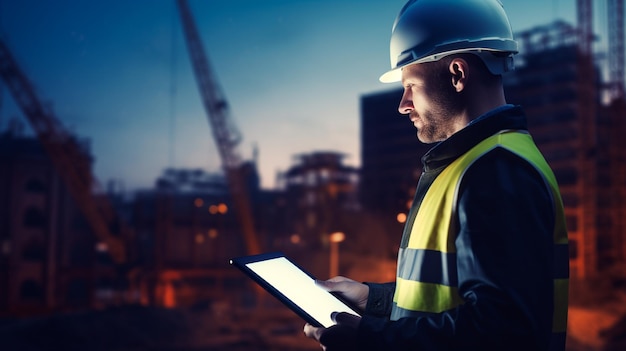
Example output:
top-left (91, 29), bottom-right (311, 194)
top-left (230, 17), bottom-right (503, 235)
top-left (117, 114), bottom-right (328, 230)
top-left (1, 0), bottom-right (626, 350)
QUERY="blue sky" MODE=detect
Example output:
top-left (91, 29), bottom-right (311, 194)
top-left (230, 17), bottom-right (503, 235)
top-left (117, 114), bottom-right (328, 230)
top-left (0, 1), bottom-right (589, 190)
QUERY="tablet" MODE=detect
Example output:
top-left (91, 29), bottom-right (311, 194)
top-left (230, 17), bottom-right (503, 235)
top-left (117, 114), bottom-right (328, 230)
top-left (230, 252), bottom-right (361, 328)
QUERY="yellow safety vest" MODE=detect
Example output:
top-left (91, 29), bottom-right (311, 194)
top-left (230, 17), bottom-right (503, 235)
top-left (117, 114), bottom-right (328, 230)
top-left (392, 130), bottom-right (569, 342)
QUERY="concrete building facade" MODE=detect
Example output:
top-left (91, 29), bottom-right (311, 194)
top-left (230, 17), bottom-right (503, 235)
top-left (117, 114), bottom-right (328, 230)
top-left (359, 89), bottom-right (435, 258)
top-left (504, 21), bottom-right (626, 279)
top-left (0, 131), bottom-right (99, 316)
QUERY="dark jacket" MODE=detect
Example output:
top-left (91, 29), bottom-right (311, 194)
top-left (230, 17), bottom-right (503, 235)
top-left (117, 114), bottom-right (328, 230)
top-left (357, 105), bottom-right (564, 350)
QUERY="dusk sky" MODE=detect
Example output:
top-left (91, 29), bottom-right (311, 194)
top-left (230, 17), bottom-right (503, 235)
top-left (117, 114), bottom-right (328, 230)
top-left (0, 1), bottom-right (589, 191)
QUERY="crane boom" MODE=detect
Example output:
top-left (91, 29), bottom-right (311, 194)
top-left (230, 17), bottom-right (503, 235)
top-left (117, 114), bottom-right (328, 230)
top-left (176, 0), bottom-right (261, 255)
top-left (0, 38), bottom-right (127, 264)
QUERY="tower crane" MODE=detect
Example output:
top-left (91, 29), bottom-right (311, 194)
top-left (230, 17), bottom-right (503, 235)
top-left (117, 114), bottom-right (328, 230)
top-left (0, 38), bottom-right (130, 265)
top-left (176, 0), bottom-right (261, 255)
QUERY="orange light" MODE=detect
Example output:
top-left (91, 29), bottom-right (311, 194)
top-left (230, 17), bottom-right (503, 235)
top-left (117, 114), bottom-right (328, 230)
top-left (195, 233), bottom-right (205, 244)
top-left (397, 213), bottom-right (407, 223)
top-left (329, 232), bottom-right (345, 243)
top-left (218, 203), bottom-right (228, 214)
top-left (208, 229), bottom-right (218, 239)
top-left (162, 280), bottom-right (176, 308)
top-left (290, 234), bottom-right (301, 244)
top-left (209, 205), bottom-right (218, 214)
top-left (194, 198), bottom-right (204, 208)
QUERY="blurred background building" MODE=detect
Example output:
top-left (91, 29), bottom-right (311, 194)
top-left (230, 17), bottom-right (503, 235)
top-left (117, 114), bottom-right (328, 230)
top-left (0, 127), bottom-right (100, 315)
top-left (359, 88), bottom-right (431, 260)
top-left (1, 0), bottom-right (626, 350)
top-left (503, 19), bottom-right (626, 281)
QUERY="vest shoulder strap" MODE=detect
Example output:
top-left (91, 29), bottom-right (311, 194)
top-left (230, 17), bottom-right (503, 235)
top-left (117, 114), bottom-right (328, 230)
top-left (408, 130), bottom-right (567, 251)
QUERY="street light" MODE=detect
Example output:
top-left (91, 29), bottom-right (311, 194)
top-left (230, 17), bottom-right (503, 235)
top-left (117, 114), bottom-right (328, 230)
top-left (329, 232), bottom-right (345, 278)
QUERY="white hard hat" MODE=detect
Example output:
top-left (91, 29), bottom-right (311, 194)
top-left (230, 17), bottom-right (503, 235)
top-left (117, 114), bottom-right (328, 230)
top-left (380, 0), bottom-right (519, 83)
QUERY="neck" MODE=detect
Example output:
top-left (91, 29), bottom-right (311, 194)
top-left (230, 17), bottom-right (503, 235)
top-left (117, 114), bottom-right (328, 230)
top-left (463, 85), bottom-right (507, 124)
top-left (442, 86), bottom-right (506, 140)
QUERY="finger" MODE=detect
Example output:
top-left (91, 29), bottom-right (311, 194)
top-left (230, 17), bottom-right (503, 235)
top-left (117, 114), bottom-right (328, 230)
top-left (316, 277), bottom-right (351, 291)
top-left (326, 276), bottom-right (351, 283)
top-left (303, 323), bottom-right (325, 341)
top-left (315, 279), bottom-right (333, 291)
top-left (319, 324), bottom-right (357, 351)
top-left (332, 312), bottom-right (362, 329)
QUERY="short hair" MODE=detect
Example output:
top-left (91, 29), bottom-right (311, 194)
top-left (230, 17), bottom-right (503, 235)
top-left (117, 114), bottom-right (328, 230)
top-left (435, 53), bottom-right (502, 88)
top-left (419, 53), bottom-right (502, 115)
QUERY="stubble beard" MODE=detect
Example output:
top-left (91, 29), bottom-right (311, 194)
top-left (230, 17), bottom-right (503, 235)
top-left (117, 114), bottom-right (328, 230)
top-left (413, 110), bottom-right (448, 144)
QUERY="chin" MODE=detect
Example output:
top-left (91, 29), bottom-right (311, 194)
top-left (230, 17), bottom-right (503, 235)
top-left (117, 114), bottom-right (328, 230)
top-left (416, 135), bottom-right (430, 144)
top-left (417, 134), bottom-right (437, 144)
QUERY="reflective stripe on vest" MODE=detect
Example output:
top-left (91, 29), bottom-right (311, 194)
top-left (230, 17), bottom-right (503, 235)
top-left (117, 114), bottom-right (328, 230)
top-left (392, 131), bottom-right (569, 342)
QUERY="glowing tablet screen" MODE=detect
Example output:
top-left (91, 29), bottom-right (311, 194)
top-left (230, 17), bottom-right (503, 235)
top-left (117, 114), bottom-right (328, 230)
top-left (245, 256), bottom-right (360, 328)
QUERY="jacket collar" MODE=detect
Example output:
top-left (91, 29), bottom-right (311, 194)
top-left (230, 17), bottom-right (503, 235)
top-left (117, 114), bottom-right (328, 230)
top-left (421, 105), bottom-right (528, 172)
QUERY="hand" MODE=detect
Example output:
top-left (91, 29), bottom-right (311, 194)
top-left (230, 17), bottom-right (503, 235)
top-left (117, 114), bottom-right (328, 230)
top-left (316, 276), bottom-right (369, 311)
top-left (304, 312), bottom-right (361, 351)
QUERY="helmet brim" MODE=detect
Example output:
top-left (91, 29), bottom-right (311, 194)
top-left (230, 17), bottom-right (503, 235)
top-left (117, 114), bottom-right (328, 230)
top-left (379, 68), bottom-right (402, 83)
top-left (379, 48), bottom-right (516, 84)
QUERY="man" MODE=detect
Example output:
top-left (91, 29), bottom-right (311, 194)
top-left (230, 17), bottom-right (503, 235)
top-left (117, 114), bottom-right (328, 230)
top-left (304, 0), bottom-right (569, 350)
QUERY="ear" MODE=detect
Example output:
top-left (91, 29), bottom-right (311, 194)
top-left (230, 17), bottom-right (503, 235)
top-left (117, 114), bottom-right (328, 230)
top-left (448, 58), bottom-right (468, 93)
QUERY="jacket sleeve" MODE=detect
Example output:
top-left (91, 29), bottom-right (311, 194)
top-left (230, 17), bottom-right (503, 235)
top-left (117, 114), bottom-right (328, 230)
top-left (363, 282), bottom-right (396, 317)
top-left (356, 148), bottom-right (556, 351)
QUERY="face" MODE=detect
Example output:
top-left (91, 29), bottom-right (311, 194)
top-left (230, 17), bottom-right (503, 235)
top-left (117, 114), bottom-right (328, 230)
top-left (398, 62), bottom-right (463, 143)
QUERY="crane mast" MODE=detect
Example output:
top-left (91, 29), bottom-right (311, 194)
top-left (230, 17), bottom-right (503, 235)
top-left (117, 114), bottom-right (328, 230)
top-left (608, 0), bottom-right (625, 101)
top-left (574, 0), bottom-right (597, 278)
top-left (0, 38), bottom-right (128, 264)
top-left (176, 0), bottom-right (261, 255)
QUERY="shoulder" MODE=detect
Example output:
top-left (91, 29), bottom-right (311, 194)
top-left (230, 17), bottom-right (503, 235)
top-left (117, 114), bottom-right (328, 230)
top-left (458, 146), bottom-right (553, 213)
top-left (455, 145), bottom-right (555, 243)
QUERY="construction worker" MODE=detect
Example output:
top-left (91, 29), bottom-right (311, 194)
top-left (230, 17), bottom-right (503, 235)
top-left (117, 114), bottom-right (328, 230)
top-left (304, 0), bottom-right (569, 350)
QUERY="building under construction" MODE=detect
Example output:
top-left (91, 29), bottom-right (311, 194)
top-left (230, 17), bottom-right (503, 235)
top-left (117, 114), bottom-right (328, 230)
top-left (130, 168), bottom-right (249, 308)
top-left (275, 151), bottom-right (360, 277)
top-left (503, 20), bottom-right (626, 280)
top-left (0, 127), bottom-right (118, 316)
top-left (359, 88), bottom-right (431, 259)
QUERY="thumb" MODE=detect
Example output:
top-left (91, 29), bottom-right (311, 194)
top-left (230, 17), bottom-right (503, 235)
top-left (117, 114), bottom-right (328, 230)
top-left (315, 279), bottom-right (335, 292)
top-left (316, 277), bottom-right (350, 292)
top-left (331, 312), bottom-right (361, 329)
top-left (319, 314), bottom-right (359, 351)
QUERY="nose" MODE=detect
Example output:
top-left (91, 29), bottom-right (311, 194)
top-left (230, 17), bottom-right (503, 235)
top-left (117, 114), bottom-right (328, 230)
top-left (398, 88), bottom-right (413, 115)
